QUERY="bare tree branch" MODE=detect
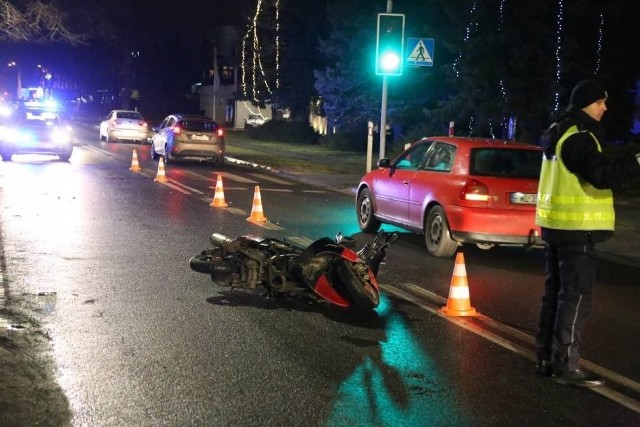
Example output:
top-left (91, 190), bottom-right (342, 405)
top-left (0, 0), bottom-right (87, 44)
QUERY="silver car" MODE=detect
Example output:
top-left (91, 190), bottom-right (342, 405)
top-left (99, 110), bottom-right (149, 143)
top-left (150, 114), bottom-right (225, 165)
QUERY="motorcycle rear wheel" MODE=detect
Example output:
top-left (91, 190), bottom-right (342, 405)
top-left (189, 253), bottom-right (236, 275)
top-left (335, 260), bottom-right (379, 310)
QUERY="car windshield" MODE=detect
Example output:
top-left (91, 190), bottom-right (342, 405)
top-left (470, 148), bottom-right (542, 179)
top-left (180, 119), bottom-right (217, 132)
top-left (116, 112), bottom-right (143, 120)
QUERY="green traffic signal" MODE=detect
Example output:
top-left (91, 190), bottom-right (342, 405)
top-left (376, 13), bottom-right (405, 76)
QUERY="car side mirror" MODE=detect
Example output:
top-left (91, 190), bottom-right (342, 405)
top-left (377, 158), bottom-right (390, 168)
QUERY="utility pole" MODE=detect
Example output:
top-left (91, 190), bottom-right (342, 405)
top-left (212, 42), bottom-right (217, 121)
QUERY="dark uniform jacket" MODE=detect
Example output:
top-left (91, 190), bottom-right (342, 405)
top-left (540, 108), bottom-right (640, 246)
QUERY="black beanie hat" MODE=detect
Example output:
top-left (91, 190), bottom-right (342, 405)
top-left (569, 80), bottom-right (608, 109)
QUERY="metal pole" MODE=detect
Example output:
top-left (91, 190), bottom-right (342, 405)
top-left (380, 78), bottom-right (388, 159)
top-left (212, 44), bottom-right (217, 121)
top-left (379, 0), bottom-right (393, 160)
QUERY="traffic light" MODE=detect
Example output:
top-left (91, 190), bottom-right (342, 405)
top-left (376, 13), bottom-right (405, 76)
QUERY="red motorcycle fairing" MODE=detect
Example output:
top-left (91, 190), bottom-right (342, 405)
top-left (313, 273), bottom-right (351, 307)
top-left (303, 246), bottom-right (380, 308)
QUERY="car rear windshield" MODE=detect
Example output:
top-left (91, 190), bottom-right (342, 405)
top-left (16, 110), bottom-right (60, 127)
top-left (179, 119), bottom-right (217, 132)
top-left (470, 148), bottom-right (542, 179)
top-left (116, 112), bottom-right (143, 120)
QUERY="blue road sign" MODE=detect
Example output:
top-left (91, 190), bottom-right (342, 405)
top-left (406, 38), bottom-right (434, 67)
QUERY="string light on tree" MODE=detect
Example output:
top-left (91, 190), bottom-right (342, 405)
top-left (453, 0), bottom-right (477, 78)
top-left (240, 0), bottom-right (281, 115)
top-left (498, 0), bottom-right (506, 32)
top-left (594, 12), bottom-right (604, 76)
top-left (552, 0), bottom-right (565, 113)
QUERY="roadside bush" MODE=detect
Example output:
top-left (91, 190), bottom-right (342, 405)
top-left (322, 130), bottom-right (369, 152)
top-left (246, 120), bottom-right (319, 144)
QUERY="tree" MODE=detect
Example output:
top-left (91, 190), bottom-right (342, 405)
top-left (0, 0), bottom-right (87, 44)
top-left (314, 0), bottom-right (639, 143)
top-left (314, 1), bottom-right (386, 133)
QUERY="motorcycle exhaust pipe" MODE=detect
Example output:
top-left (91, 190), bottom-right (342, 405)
top-left (210, 232), bottom-right (233, 246)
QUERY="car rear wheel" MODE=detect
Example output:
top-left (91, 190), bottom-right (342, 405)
top-left (357, 188), bottom-right (381, 233)
top-left (150, 144), bottom-right (159, 160)
top-left (58, 149), bottom-right (72, 162)
top-left (424, 205), bottom-right (458, 258)
top-left (0, 151), bottom-right (13, 161)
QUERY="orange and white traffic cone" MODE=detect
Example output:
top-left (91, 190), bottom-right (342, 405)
top-left (210, 175), bottom-right (229, 207)
top-left (154, 157), bottom-right (168, 183)
top-left (246, 185), bottom-right (267, 222)
top-left (442, 252), bottom-right (477, 317)
top-left (129, 149), bottom-right (142, 172)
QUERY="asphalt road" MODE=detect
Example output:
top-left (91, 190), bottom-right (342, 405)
top-left (1, 123), bottom-right (640, 426)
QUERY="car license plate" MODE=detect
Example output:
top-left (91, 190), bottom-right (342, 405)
top-left (190, 134), bottom-right (209, 141)
top-left (510, 192), bottom-right (537, 205)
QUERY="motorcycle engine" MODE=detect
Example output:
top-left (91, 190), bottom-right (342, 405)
top-left (236, 248), bottom-right (269, 288)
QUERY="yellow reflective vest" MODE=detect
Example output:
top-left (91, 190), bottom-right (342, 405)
top-left (536, 125), bottom-right (615, 231)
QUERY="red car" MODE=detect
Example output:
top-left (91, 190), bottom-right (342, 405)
top-left (356, 136), bottom-right (544, 257)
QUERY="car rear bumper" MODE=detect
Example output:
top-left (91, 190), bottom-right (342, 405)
top-left (109, 129), bottom-right (149, 141)
top-left (171, 143), bottom-right (224, 161)
top-left (445, 205), bottom-right (542, 246)
top-left (0, 140), bottom-right (72, 155)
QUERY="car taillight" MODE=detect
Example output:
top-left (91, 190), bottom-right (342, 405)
top-left (172, 125), bottom-right (181, 135)
top-left (216, 128), bottom-right (224, 137)
top-left (114, 119), bottom-right (122, 125)
top-left (461, 179), bottom-right (490, 202)
top-left (139, 120), bottom-right (146, 127)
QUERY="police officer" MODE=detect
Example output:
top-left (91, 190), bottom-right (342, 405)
top-left (535, 80), bottom-right (640, 386)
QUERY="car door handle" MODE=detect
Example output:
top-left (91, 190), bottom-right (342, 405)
top-left (403, 180), bottom-right (410, 185)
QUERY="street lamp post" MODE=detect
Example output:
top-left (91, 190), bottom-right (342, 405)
top-left (7, 61), bottom-right (22, 100)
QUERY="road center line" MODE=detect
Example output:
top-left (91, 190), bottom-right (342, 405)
top-left (381, 283), bottom-right (640, 413)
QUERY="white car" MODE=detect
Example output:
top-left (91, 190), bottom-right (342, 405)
top-left (245, 114), bottom-right (267, 128)
top-left (99, 110), bottom-right (149, 143)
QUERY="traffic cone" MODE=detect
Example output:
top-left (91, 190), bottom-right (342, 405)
top-left (441, 252), bottom-right (477, 317)
top-left (154, 157), bottom-right (168, 183)
top-left (246, 185), bottom-right (268, 222)
top-left (210, 175), bottom-right (229, 207)
top-left (129, 149), bottom-right (142, 172)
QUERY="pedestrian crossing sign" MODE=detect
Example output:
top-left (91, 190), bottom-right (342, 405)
top-left (406, 38), bottom-right (434, 67)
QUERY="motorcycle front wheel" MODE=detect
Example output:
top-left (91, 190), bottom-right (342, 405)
top-left (335, 260), bottom-right (379, 310)
top-left (189, 252), bottom-right (236, 275)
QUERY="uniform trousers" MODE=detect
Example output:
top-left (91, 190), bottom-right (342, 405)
top-left (535, 242), bottom-right (596, 373)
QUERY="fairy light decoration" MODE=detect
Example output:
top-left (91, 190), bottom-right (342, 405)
top-left (453, 0), bottom-right (477, 78)
top-left (240, 0), bottom-right (281, 115)
top-left (594, 12), bottom-right (604, 76)
top-left (552, 0), bottom-right (565, 113)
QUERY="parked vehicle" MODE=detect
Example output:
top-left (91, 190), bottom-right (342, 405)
top-left (99, 110), bottom-right (149, 143)
top-left (356, 136), bottom-right (544, 257)
top-left (150, 114), bottom-right (224, 165)
top-left (245, 114), bottom-right (267, 128)
top-left (0, 101), bottom-right (74, 162)
top-left (189, 230), bottom-right (398, 311)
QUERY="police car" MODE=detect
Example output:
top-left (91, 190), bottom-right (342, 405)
top-left (0, 101), bottom-right (74, 161)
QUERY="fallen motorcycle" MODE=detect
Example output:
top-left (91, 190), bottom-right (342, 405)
top-left (189, 230), bottom-right (398, 311)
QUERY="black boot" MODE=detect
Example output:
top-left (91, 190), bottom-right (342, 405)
top-left (534, 360), bottom-right (553, 377)
top-left (552, 369), bottom-right (604, 387)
